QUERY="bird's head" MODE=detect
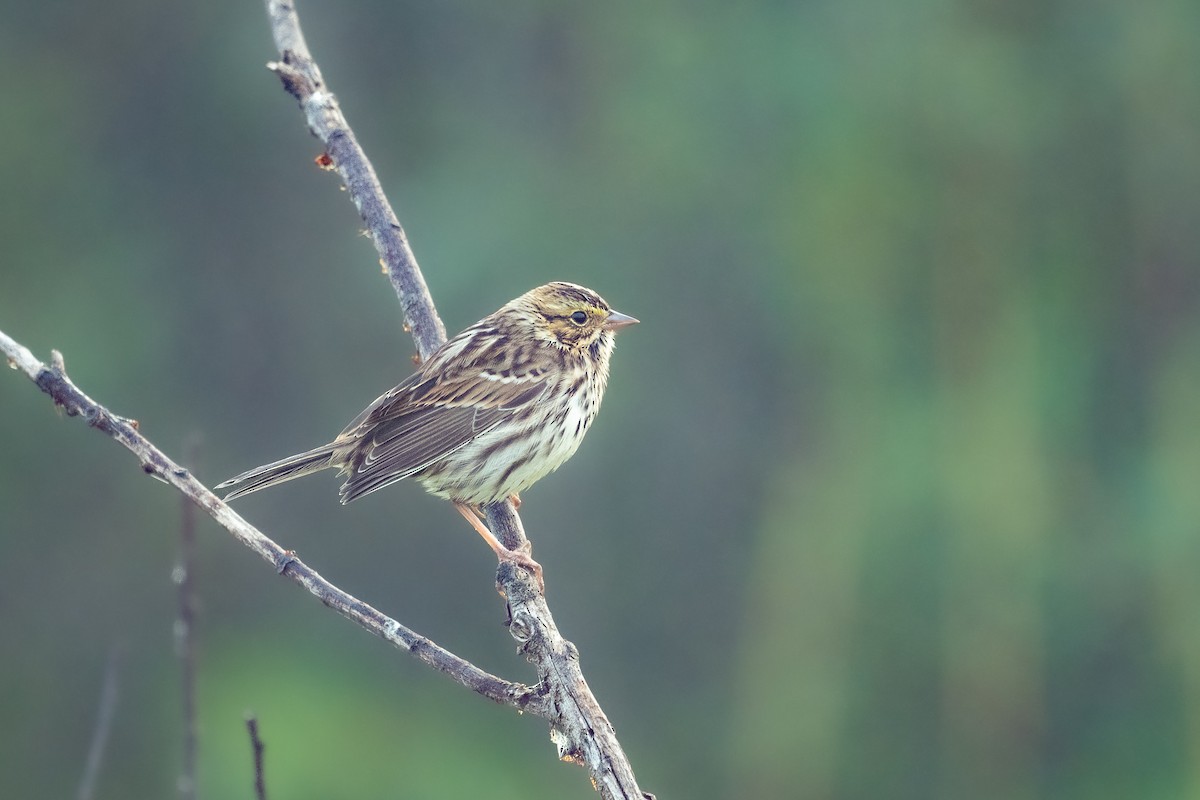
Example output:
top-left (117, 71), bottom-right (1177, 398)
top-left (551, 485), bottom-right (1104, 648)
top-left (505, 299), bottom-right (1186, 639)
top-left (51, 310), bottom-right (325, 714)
top-left (517, 282), bottom-right (638, 351)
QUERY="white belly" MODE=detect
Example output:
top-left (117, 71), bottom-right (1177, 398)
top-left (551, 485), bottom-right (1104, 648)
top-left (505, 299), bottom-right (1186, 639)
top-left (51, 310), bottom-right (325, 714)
top-left (420, 376), bottom-right (601, 504)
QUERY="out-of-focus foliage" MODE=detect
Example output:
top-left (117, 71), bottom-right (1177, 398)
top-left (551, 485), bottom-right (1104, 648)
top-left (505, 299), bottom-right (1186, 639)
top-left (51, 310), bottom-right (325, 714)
top-left (1, 1), bottom-right (1198, 798)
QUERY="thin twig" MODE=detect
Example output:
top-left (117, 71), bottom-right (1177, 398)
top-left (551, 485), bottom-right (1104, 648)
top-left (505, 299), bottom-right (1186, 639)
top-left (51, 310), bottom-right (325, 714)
top-left (77, 646), bottom-right (121, 800)
top-left (263, 0), bottom-right (445, 360)
top-left (176, 435), bottom-right (202, 800)
top-left (246, 715), bottom-right (267, 800)
top-left (0, 331), bottom-right (538, 714)
top-left (261, 3), bottom-right (645, 795)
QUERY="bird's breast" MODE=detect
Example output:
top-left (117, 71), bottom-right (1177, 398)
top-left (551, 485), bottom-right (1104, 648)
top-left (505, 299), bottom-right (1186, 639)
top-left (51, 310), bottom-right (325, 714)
top-left (417, 370), bottom-right (604, 505)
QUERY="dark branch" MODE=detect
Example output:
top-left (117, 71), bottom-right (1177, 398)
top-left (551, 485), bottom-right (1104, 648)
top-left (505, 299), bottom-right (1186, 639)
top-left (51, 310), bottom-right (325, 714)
top-left (246, 715), bottom-right (268, 800)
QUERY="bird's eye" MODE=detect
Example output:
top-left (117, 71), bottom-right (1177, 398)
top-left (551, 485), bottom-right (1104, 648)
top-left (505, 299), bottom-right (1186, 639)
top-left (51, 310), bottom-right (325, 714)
top-left (570, 310), bottom-right (588, 325)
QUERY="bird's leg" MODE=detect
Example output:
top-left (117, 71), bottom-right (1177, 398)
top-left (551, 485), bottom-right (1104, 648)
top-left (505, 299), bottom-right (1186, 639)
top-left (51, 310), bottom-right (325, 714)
top-left (453, 502), bottom-right (543, 592)
top-left (509, 494), bottom-right (522, 510)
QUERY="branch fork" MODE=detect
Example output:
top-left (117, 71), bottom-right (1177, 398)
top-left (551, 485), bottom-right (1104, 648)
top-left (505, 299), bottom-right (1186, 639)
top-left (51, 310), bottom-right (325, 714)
top-left (1, 2), bottom-right (648, 796)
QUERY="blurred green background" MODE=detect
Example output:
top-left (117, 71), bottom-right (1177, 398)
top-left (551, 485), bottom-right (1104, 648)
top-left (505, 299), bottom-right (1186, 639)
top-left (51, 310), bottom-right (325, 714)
top-left (2, 0), bottom-right (1199, 798)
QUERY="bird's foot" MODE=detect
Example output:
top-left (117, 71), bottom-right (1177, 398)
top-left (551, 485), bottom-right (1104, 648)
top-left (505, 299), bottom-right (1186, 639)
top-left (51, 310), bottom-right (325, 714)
top-left (497, 542), bottom-right (543, 593)
top-left (454, 501), bottom-right (544, 593)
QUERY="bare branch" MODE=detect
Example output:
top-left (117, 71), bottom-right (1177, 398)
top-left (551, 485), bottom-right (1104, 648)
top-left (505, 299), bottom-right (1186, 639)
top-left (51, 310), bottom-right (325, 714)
top-left (246, 715), bottom-right (268, 800)
top-left (4, 0), bottom-right (649, 793)
top-left (0, 329), bottom-right (537, 713)
top-left (263, 0), bottom-right (445, 359)
top-left (260, 3), bottom-right (647, 796)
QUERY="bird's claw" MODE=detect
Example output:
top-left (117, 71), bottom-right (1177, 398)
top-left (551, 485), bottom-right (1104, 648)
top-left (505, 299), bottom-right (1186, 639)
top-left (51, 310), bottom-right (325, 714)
top-left (498, 544), bottom-right (544, 593)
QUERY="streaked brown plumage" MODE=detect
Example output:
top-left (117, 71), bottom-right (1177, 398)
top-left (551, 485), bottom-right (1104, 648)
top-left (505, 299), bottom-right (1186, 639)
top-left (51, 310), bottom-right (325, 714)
top-left (217, 282), bottom-right (637, 588)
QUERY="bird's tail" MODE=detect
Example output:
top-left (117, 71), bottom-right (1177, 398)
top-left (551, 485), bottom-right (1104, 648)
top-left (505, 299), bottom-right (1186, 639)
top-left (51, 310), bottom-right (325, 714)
top-left (216, 443), bottom-right (340, 502)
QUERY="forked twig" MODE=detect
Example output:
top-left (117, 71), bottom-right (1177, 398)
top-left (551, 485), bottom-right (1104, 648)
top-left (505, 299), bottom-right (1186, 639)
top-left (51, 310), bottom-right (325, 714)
top-left (261, 2), bottom-right (645, 796)
top-left (0, 1), bottom-right (648, 795)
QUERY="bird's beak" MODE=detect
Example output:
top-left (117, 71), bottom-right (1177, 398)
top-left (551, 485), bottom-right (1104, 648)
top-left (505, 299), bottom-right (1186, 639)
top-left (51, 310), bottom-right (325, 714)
top-left (603, 310), bottom-right (640, 331)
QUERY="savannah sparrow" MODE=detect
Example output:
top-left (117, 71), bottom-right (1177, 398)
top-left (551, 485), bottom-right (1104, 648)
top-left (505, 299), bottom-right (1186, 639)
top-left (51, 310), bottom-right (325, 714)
top-left (217, 282), bottom-right (637, 588)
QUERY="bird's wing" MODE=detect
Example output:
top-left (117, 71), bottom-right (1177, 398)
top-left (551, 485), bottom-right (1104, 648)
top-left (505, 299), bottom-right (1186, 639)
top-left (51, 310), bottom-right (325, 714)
top-left (336, 368), bottom-right (548, 502)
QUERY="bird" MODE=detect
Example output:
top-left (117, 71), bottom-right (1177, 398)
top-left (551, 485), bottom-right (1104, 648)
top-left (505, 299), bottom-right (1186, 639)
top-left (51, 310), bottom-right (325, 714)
top-left (216, 281), bottom-right (638, 590)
